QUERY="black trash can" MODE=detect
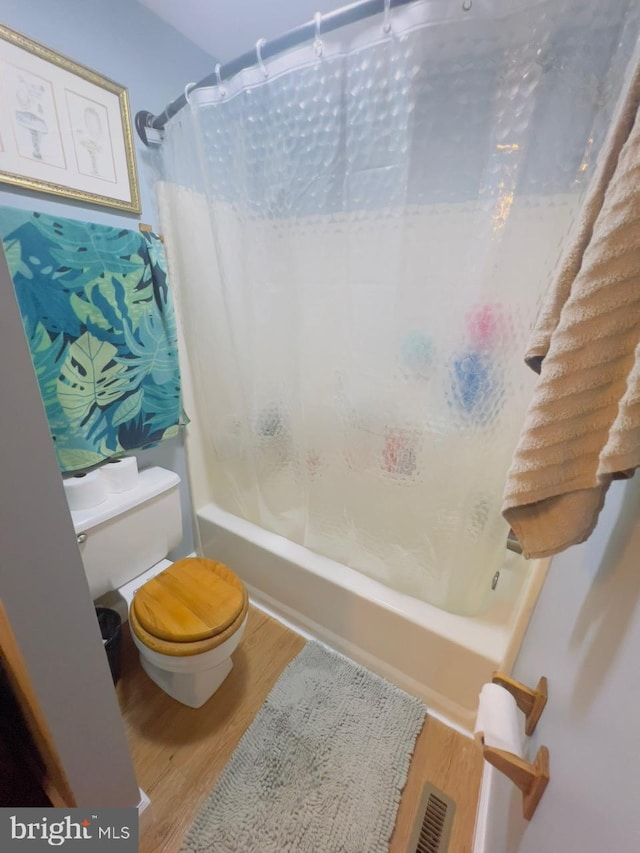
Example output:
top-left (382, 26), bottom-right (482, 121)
top-left (96, 607), bottom-right (122, 685)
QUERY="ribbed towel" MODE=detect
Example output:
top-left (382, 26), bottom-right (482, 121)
top-left (502, 65), bottom-right (640, 559)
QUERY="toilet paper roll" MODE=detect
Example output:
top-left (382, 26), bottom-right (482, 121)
top-left (63, 470), bottom-right (108, 512)
top-left (474, 683), bottom-right (524, 757)
top-left (99, 456), bottom-right (139, 493)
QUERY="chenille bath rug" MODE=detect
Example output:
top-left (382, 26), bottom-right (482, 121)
top-left (182, 641), bottom-right (426, 853)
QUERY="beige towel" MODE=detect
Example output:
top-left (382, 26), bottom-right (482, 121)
top-left (502, 65), bottom-right (640, 559)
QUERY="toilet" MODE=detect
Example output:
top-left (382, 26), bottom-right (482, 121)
top-left (69, 465), bottom-right (247, 708)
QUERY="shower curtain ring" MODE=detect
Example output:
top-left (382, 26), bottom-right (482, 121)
top-left (462, 0), bottom-right (472, 10)
top-left (184, 82), bottom-right (196, 104)
top-left (214, 63), bottom-right (226, 98)
top-left (256, 38), bottom-right (269, 77)
top-left (382, 0), bottom-right (392, 34)
top-left (314, 12), bottom-right (324, 57)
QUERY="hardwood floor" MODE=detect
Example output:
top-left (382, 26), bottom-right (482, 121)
top-left (117, 607), bottom-right (482, 853)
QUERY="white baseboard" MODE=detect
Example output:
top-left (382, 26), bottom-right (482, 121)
top-left (472, 765), bottom-right (491, 853)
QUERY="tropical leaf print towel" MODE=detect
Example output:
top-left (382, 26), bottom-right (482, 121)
top-left (0, 207), bottom-right (185, 472)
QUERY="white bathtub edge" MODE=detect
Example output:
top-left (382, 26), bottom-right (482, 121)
top-left (199, 503), bottom-right (523, 658)
top-left (197, 502), bottom-right (547, 732)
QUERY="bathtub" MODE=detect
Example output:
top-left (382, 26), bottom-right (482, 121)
top-left (196, 502), bottom-right (548, 731)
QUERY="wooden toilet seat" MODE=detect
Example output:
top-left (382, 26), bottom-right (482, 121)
top-left (130, 558), bottom-right (248, 657)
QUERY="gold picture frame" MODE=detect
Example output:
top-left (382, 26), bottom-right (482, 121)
top-left (0, 24), bottom-right (140, 213)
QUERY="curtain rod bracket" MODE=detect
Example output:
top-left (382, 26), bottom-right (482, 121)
top-left (135, 111), bottom-right (154, 147)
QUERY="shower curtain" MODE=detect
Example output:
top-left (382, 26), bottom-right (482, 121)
top-left (157, 0), bottom-right (640, 614)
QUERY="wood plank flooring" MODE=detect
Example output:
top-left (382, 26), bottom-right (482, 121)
top-left (117, 607), bottom-right (482, 853)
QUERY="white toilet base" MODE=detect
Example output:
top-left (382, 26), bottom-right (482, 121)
top-left (131, 613), bottom-right (248, 708)
top-left (139, 654), bottom-right (233, 708)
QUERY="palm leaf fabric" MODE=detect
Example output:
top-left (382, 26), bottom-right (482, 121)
top-left (0, 207), bottom-right (185, 472)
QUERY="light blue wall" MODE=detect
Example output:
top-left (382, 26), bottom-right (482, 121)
top-left (140, 0), bottom-right (357, 64)
top-left (481, 476), bottom-right (640, 852)
top-left (0, 0), bottom-right (214, 556)
top-left (0, 0), bottom-right (214, 221)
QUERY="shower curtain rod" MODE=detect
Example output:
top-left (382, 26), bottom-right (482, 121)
top-left (135, 0), bottom-right (417, 145)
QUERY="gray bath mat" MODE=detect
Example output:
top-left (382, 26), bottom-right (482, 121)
top-left (182, 641), bottom-right (427, 853)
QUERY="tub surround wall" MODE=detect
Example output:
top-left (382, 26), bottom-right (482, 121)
top-left (158, 160), bottom-right (577, 614)
top-left (175, 256), bottom-right (548, 730)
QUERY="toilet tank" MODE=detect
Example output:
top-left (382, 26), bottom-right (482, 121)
top-left (70, 467), bottom-right (182, 600)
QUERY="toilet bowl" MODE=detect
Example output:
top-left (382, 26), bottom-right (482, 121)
top-left (126, 557), bottom-right (248, 708)
top-left (70, 465), bottom-right (247, 708)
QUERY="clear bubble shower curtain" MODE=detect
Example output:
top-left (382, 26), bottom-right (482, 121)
top-left (157, 0), bottom-right (639, 614)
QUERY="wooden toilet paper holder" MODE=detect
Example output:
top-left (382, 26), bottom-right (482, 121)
top-left (491, 672), bottom-right (548, 735)
top-left (479, 672), bottom-right (549, 819)
top-left (482, 744), bottom-right (549, 820)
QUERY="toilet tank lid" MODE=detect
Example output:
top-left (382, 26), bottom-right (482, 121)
top-left (69, 467), bottom-right (181, 534)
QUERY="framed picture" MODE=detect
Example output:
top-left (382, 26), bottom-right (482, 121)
top-left (0, 24), bottom-right (140, 213)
